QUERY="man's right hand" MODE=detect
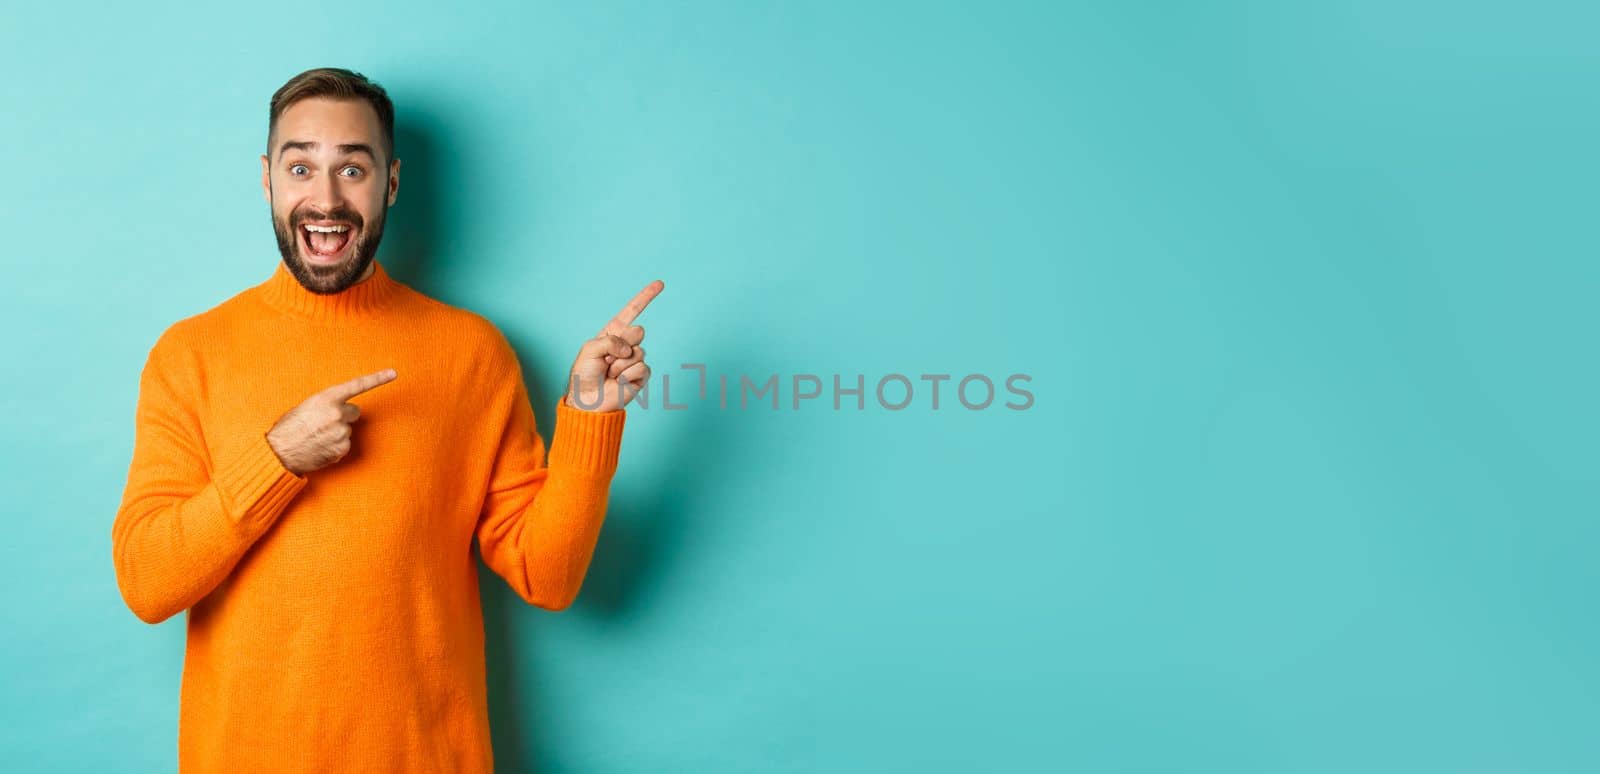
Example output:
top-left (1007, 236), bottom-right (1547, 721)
top-left (266, 368), bottom-right (398, 476)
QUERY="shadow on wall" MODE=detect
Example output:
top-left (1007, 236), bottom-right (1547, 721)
top-left (383, 107), bottom-right (737, 772)
top-left (475, 391), bottom-right (740, 771)
top-left (379, 119), bottom-right (445, 294)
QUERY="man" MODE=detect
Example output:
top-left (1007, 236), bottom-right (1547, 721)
top-left (111, 67), bottom-right (661, 772)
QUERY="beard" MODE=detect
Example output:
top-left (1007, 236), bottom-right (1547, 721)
top-left (270, 192), bottom-right (389, 295)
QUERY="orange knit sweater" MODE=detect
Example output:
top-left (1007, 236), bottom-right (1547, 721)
top-left (111, 258), bottom-right (626, 773)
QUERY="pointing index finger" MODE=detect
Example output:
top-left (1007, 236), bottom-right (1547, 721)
top-left (600, 280), bottom-right (664, 335)
top-left (323, 368), bottom-right (398, 401)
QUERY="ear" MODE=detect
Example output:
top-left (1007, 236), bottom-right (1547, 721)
top-left (260, 154), bottom-right (271, 204)
top-left (387, 157), bottom-right (401, 207)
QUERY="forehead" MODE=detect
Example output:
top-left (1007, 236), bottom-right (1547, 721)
top-left (274, 97), bottom-right (382, 152)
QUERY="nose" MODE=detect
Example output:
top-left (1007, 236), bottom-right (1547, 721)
top-left (308, 168), bottom-right (345, 213)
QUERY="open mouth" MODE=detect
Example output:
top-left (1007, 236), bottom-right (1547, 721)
top-left (298, 222), bottom-right (356, 263)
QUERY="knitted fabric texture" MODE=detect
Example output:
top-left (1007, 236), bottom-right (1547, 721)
top-left (112, 259), bottom-right (626, 772)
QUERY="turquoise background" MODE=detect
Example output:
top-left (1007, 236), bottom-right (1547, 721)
top-left (1, 1), bottom-right (1595, 771)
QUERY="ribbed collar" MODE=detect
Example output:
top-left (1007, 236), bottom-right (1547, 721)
top-left (255, 259), bottom-right (404, 323)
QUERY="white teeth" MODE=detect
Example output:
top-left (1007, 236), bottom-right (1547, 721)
top-left (303, 224), bottom-right (350, 233)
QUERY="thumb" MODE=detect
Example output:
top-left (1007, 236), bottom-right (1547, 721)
top-left (579, 334), bottom-right (632, 362)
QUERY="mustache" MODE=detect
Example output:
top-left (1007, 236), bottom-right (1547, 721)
top-left (290, 208), bottom-right (364, 228)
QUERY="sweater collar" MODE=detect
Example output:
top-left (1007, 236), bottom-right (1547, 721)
top-left (256, 259), bottom-right (403, 322)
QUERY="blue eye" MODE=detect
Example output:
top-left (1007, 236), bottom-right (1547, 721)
top-left (289, 164), bottom-right (308, 176)
top-left (341, 166), bottom-right (361, 177)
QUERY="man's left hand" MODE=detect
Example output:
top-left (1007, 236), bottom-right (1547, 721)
top-left (565, 280), bottom-right (663, 412)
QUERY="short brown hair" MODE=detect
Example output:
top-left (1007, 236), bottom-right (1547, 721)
top-left (267, 67), bottom-right (395, 163)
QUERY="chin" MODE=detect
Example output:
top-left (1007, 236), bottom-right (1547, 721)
top-left (290, 250), bottom-right (370, 294)
top-left (300, 251), bottom-right (352, 273)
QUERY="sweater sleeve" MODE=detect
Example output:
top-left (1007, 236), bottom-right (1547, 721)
top-left (474, 344), bottom-right (626, 611)
top-left (111, 331), bottom-right (310, 624)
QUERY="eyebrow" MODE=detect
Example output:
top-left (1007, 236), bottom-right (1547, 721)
top-left (277, 140), bottom-right (378, 162)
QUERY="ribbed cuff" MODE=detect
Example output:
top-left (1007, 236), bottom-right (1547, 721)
top-left (548, 398), bottom-right (626, 474)
top-left (213, 430), bottom-right (310, 531)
